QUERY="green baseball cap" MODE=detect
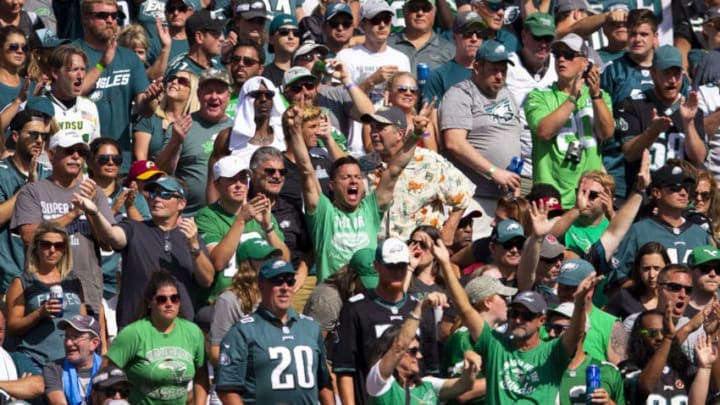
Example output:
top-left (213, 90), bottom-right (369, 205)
top-left (491, 219), bottom-right (525, 243)
top-left (259, 259), bottom-right (296, 279)
top-left (475, 39), bottom-right (515, 65)
top-left (688, 245), bottom-right (720, 267)
top-left (556, 258), bottom-right (594, 286)
top-left (653, 45), bottom-right (683, 71)
top-left (349, 248), bottom-right (378, 289)
top-left (269, 13), bottom-right (298, 35)
top-left (237, 238), bottom-right (282, 262)
top-left (524, 12), bottom-right (555, 37)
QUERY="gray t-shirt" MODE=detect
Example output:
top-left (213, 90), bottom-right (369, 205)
top-left (317, 86), bottom-right (354, 139)
top-left (43, 360), bottom-right (92, 403)
top-left (10, 178), bottom-right (115, 313)
top-left (209, 290), bottom-right (256, 345)
top-left (439, 79), bottom-right (522, 199)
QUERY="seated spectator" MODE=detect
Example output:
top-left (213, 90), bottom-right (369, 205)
top-left (6, 222), bottom-right (86, 374)
top-left (688, 169), bottom-right (720, 240)
top-left (0, 310), bottom-right (44, 402)
top-left (685, 245), bottom-right (720, 319)
top-left (117, 22), bottom-right (171, 80)
top-left (407, 226), bottom-right (454, 302)
top-left (90, 366), bottom-right (131, 405)
top-left (468, 0), bottom-right (519, 52)
top-left (43, 315), bottom-right (103, 405)
top-left (597, 0), bottom-right (633, 63)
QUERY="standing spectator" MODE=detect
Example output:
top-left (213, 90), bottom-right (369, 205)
top-left (388, 0), bottom-right (454, 72)
top-left (262, 14), bottom-right (300, 87)
top-left (597, 0), bottom-right (633, 63)
top-left (441, 39), bottom-right (522, 220)
top-left (136, 0), bottom-right (197, 70)
top-left (692, 7), bottom-right (720, 87)
top-left (0, 0), bottom-right (44, 37)
top-left (554, 0), bottom-right (627, 42)
top-left (166, 9), bottom-right (227, 78)
top-left (0, 26), bottom-right (30, 130)
top-left (319, 2), bottom-right (354, 57)
top-left (162, 0), bottom-right (196, 64)
top-left (224, 39), bottom-right (265, 118)
top-left (689, 169), bottom-right (720, 240)
top-left (525, 33), bottom-right (614, 209)
top-left (469, 0), bottom-right (518, 51)
top-left (230, 0), bottom-right (267, 48)
top-left (216, 259), bottom-right (334, 404)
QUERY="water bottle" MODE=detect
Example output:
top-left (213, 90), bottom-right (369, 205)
top-left (49, 284), bottom-right (64, 317)
top-left (586, 365), bottom-right (601, 404)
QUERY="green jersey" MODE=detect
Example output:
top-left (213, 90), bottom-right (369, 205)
top-left (106, 317), bottom-right (205, 405)
top-left (558, 357), bottom-right (625, 405)
top-left (366, 361), bottom-right (442, 405)
top-left (565, 217), bottom-right (609, 256)
top-left (442, 327), bottom-right (484, 405)
top-left (215, 306), bottom-right (331, 404)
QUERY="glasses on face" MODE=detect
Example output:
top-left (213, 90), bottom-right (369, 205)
top-left (395, 85), bottom-right (419, 94)
top-left (263, 167), bottom-right (288, 177)
top-left (407, 2), bottom-right (432, 12)
top-left (639, 328), bottom-right (664, 338)
top-left (328, 18), bottom-right (352, 29)
top-left (230, 55), bottom-right (259, 66)
top-left (545, 323), bottom-right (570, 335)
top-left (665, 183), bottom-right (690, 193)
top-left (296, 52), bottom-right (325, 63)
top-left (104, 387), bottom-right (130, 398)
top-left (552, 49), bottom-right (580, 61)
top-left (65, 334), bottom-right (92, 344)
top-left (696, 263), bottom-right (718, 275)
top-left (406, 346), bottom-right (421, 357)
top-left (23, 130), bottom-right (50, 142)
top-left (407, 238), bottom-right (427, 249)
top-left (508, 308), bottom-right (537, 321)
top-left (91, 11), bottom-right (119, 20)
top-left (247, 17), bottom-right (267, 24)
top-left (165, 4), bottom-right (188, 13)
top-left (695, 191), bottom-right (712, 201)
top-left (531, 34), bottom-right (554, 43)
top-left (148, 190), bottom-right (182, 200)
top-left (461, 30), bottom-right (485, 39)
top-left (248, 89), bottom-right (275, 99)
top-left (660, 282), bottom-right (693, 295)
top-left (501, 239), bottom-right (524, 250)
top-left (96, 154), bottom-right (123, 166)
top-left (369, 15), bottom-right (392, 26)
top-left (38, 240), bottom-right (67, 251)
top-left (60, 145), bottom-right (88, 158)
top-left (154, 293), bottom-right (180, 304)
top-left (168, 75), bottom-right (191, 87)
top-left (6, 42), bottom-right (28, 53)
top-left (289, 81), bottom-right (317, 93)
top-left (276, 28), bottom-right (300, 37)
top-left (269, 274), bottom-right (296, 286)
top-left (484, 1), bottom-right (506, 12)
top-left (540, 254), bottom-right (563, 264)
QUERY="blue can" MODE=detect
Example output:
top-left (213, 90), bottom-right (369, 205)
top-left (507, 156), bottom-right (524, 175)
top-left (416, 63), bottom-right (430, 83)
top-left (586, 365), bottom-right (601, 403)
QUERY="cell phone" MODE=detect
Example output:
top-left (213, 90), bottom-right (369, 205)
top-left (583, 61), bottom-right (594, 79)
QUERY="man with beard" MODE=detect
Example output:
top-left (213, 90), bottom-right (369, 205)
top-left (224, 39), bottom-right (264, 118)
top-left (166, 9), bottom-right (228, 78)
top-left (684, 245), bottom-right (720, 318)
top-left (138, 0), bottom-right (198, 67)
top-left (388, 0), bottom-right (454, 71)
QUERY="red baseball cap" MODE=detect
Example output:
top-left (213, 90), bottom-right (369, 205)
top-left (125, 160), bottom-right (166, 185)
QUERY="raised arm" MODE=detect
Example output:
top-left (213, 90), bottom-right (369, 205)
top-left (517, 200), bottom-right (552, 291)
top-left (690, 335), bottom-right (718, 405)
top-left (637, 305), bottom-right (676, 398)
top-left (283, 102), bottom-right (323, 213)
top-left (72, 188), bottom-right (127, 250)
top-left (561, 272), bottom-right (602, 355)
top-left (437, 351), bottom-right (481, 402)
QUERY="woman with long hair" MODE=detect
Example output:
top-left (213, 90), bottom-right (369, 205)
top-left (407, 225), bottom-right (450, 297)
top-left (5, 222), bottom-right (85, 373)
top-left (0, 25), bottom-right (29, 134)
top-left (690, 168), bottom-right (720, 241)
top-left (106, 269), bottom-right (208, 405)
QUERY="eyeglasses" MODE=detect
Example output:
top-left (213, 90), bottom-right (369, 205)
top-left (696, 263), bottom-right (718, 275)
top-left (407, 2), bottom-right (433, 12)
top-left (91, 11), bottom-right (119, 20)
top-left (248, 89), bottom-right (275, 99)
top-left (38, 240), bottom-right (67, 251)
top-left (545, 323), bottom-right (570, 335)
top-left (289, 81), bottom-right (317, 93)
top-left (96, 154), bottom-right (123, 166)
top-left (276, 28), bottom-right (300, 37)
top-left (407, 238), bottom-right (427, 249)
top-left (406, 347), bottom-right (421, 357)
top-left (222, 172), bottom-right (251, 183)
top-left (263, 167), bottom-right (288, 176)
top-left (154, 293), bottom-right (180, 304)
top-left (639, 328), bottom-right (664, 338)
top-left (508, 308), bottom-right (537, 321)
top-left (695, 191), bottom-right (712, 201)
top-left (23, 130), bottom-right (50, 141)
top-left (328, 19), bottom-right (352, 29)
top-left (168, 75), bottom-right (191, 87)
top-left (395, 85), bottom-right (418, 94)
top-left (104, 387), bottom-right (130, 397)
top-left (165, 4), bottom-right (188, 13)
top-left (230, 55), bottom-right (259, 66)
top-left (65, 334), bottom-right (92, 344)
top-left (148, 190), bottom-right (182, 200)
top-left (369, 15), bottom-right (392, 26)
top-left (500, 239), bottom-right (524, 250)
top-left (531, 34), bottom-right (554, 43)
top-left (484, 1), bottom-right (506, 12)
top-left (296, 51), bottom-right (325, 62)
top-left (461, 30), bottom-right (485, 39)
top-left (660, 282), bottom-right (693, 294)
top-left (552, 49), bottom-right (581, 61)
top-left (6, 43), bottom-right (28, 53)
top-left (59, 145), bottom-right (88, 158)
top-left (540, 254), bottom-right (563, 264)
top-left (269, 274), bottom-right (296, 286)
top-left (665, 183), bottom-right (690, 193)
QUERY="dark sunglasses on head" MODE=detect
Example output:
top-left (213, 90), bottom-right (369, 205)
top-left (696, 263), bottom-right (718, 275)
top-left (60, 145), bottom-right (88, 158)
top-left (165, 4), bottom-right (188, 13)
top-left (695, 191), bottom-right (712, 201)
top-left (263, 167), bottom-right (288, 176)
top-left (540, 254), bottom-right (563, 264)
top-left (38, 240), bottom-right (66, 251)
top-left (104, 387), bottom-right (130, 397)
top-left (328, 19), bottom-right (352, 29)
top-left (545, 323), bottom-right (570, 334)
top-left (501, 239), bottom-right (524, 250)
top-left (154, 294), bottom-right (180, 304)
top-left (230, 55), bottom-right (259, 66)
top-left (7, 42), bottom-right (28, 53)
top-left (552, 49), bottom-right (581, 60)
top-left (269, 274), bottom-right (295, 286)
top-left (149, 190), bottom-right (182, 200)
top-left (168, 75), bottom-right (191, 87)
top-left (296, 52), bottom-right (325, 62)
top-left (407, 2), bottom-right (433, 12)
top-left (660, 282), bottom-right (693, 294)
top-left (96, 154), bottom-right (123, 166)
top-left (276, 28), bottom-right (300, 37)
top-left (531, 34), bottom-right (554, 43)
top-left (395, 85), bottom-right (418, 94)
top-left (461, 30), bottom-right (485, 39)
top-left (91, 11), bottom-right (119, 20)
top-left (508, 308), bottom-right (537, 321)
top-left (665, 183), bottom-right (690, 193)
top-left (289, 81), bottom-right (317, 93)
top-left (407, 238), bottom-right (427, 249)
top-left (248, 89), bottom-right (275, 99)
top-left (23, 130), bottom-right (50, 141)
top-left (369, 15), bottom-right (392, 25)
top-left (639, 328), bottom-right (664, 338)
top-left (406, 347), bottom-right (421, 357)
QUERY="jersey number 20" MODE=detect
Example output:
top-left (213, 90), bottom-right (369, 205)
top-left (269, 345), bottom-right (315, 389)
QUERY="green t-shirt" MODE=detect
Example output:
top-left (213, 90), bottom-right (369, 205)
top-left (370, 378), bottom-right (439, 405)
top-left (558, 356), bottom-right (625, 405)
top-left (525, 84), bottom-right (612, 209)
top-left (474, 321), bottom-right (571, 404)
top-left (442, 326), bottom-right (484, 405)
top-left (583, 306), bottom-right (620, 363)
top-left (565, 217), bottom-right (609, 256)
top-left (306, 192), bottom-right (383, 281)
top-left (106, 317), bottom-right (205, 405)
top-left (195, 201), bottom-right (283, 305)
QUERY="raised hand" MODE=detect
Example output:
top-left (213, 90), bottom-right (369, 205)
top-left (680, 91), bottom-right (699, 123)
top-left (636, 149), bottom-right (651, 191)
top-left (424, 233), bottom-right (450, 265)
top-left (648, 108), bottom-right (672, 135)
top-left (177, 217), bottom-right (199, 246)
top-left (573, 272), bottom-right (602, 303)
top-left (695, 334), bottom-right (719, 369)
top-left (156, 17), bottom-right (171, 50)
top-left (663, 303), bottom-right (676, 338)
top-left (585, 64), bottom-right (601, 97)
top-left (423, 291), bottom-right (449, 309)
top-left (529, 199), bottom-right (552, 237)
top-left (79, 178), bottom-right (98, 201)
top-left (100, 34), bottom-right (118, 68)
top-left (172, 114), bottom-right (193, 143)
top-left (283, 102), bottom-right (304, 139)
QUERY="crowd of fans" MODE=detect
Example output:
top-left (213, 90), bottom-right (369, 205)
top-left (2, 0), bottom-right (720, 403)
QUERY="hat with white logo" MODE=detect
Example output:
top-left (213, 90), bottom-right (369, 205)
top-left (259, 259), bottom-right (296, 279)
top-left (491, 219), bottom-right (525, 243)
top-left (376, 238), bottom-right (410, 265)
top-left (556, 258), bottom-right (594, 286)
top-left (511, 291), bottom-right (547, 314)
top-left (475, 39), bottom-right (514, 65)
top-left (688, 245), bottom-right (720, 268)
top-left (49, 129), bottom-right (89, 150)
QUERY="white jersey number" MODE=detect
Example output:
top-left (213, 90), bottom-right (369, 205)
top-left (269, 345), bottom-right (315, 390)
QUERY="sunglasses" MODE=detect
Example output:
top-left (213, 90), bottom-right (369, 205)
top-left (91, 11), bottom-right (119, 20)
top-left (407, 2), bottom-right (432, 12)
top-left (154, 293), bottom-right (180, 304)
top-left (248, 90), bottom-right (275, 99)
top-left (96, 154), bottom-right (123, 166)
top-left (328, 19), bottom-right (352, 29)
top-left (395, 85), bottom-right (419, 94)
top-left (552, 49), bottom-right (581, 60)
top-left (508, 308), bottom-right (537, 321)
top-left (247, 17), bottom-right (267, 24)
top-left (406, 347), bottom-right (421, 357)
top-left (484, 1), bottom-right (506, 11)
top-left (461, 30), bottom-right (485, 39)
top-left (276, 28), bottom-right (300, 37)
top-left (104, 387), bottom-right (130, 397)
top-left (6, 42), bottom-right (28, 53)
top-left (60, 145), bottom-right (88, 158)
top-left (407, 238), bottom-right (427, 249)
top-left (148, 190), bottom-right (182, 200)
top-left (501, 239), bottom-right (524, 250)
top-left (665, 183), bottom-right (690, 193)
top-left (369, 15), bottom-right (392, 25)
top-left (269, 274), bottom-right (296, 286)
top-left (23, 130), bottom-right (50, 141)
top-left (289, 81), bottom-right (317, 93)
top-left (695, 191), bottom-right (712, 201)
top-left (165, 4), bottom-right (188, 13)
top-left (296, 52), bottom-right (325, 63)
top-left (540, 254), bottom-right (563, 264)
top-left (660, 282), bottom-right (693, 294)
top-left (38, 240), bottom-right (67, 251)
top-left (263, 167), bottom-right (288, 176)
top-left (531, 34), bottom-right (554, 43)
top-left (545, 323), bottom-right (570, 335)
top-left (230, 55), bottom-right (259, 66)
top-left (639, 328), bottom-right (664, 338)
top-left (696, 263), bottom-right (718, 275)
top-left (168, 75), bottom-right (191, 87)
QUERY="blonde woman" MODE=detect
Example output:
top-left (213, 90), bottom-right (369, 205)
top-left (117, 22), bottom-right (171, 80)
top-left (5, 222), bottom-right (87, 374)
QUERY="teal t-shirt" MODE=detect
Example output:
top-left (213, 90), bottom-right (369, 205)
top-left (565, 217), bottom-right (609, 256)
top-left (133, 114), bottom-right (169, 160)
top-left (426, 60), bottom-right (471, 106)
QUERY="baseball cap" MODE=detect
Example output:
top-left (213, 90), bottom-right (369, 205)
top-left (475, 39), bottom-right (514, 65)
top-left (325, 2), bottom-right (353, 21)
top-left (58, 314), bottom-right (101, 337)
top-left (349, 248), bottom-right (379, 289)
top-left (651, 165), bottom-right (695, 188)
top-left (24, 96), bottom-right (55, 118)
top-left (235, 0), bottom-right (267, 19)
top-left (49, 130), bottom-right (88, 150)
top-left (547, 302), bottom-right (574, 319)
top-left (652, 45), bottom-right (683, 71)
top-left (126, 160), bottom-right (166, 184)
top-left (199, 68), bottom-right (231, 87)
top-left (406, 0), bottom-right (435, 5)
top-left (237, 238), bottom-right (282, 262)
top-left (551, 33), bottom-right (590, 56)
top-left (91, 367), bottom-right (130, 390)
top-left (361, 0), bottom-right (393, 20)
top-left (29, 28), bottom-right (70, 49)
top-left (458, 210), bottom-right (483, 228)
top-left (259, 259), bottom-right (296, 279)
top-left (185, 9), bottom-right (227, 36)
top-left (213, 155), bottom-right (250, 180)
top-left (361, 106), bottom-right (407, 129)
top-left (376, 238), bottom-right (410, 265)
top-left (604, 0), bottom-right (635, 12)
top-left (143, 176), bottom-right (186, 198)
top-left (292, 41), bottom-right (329, 64)
top-left (556, 258), bottom-right (594, 286)
top-left (282, 66), bottom-right (318, 88)
top-left (491, 219), bottom-right (525, 243)
top-left (465, 275), bottom-right (517, 304)
top-left (524, 12), bottom-right (555, 37)
top-left (554, 0), bottom-right (596, 14)
top-left (269, 13), bottom-right (298, 35)
top-left (540, 234), bottom-right (565, 258)
top-left (510, 291), bottom-right (547, 314)
top-left (688, 245), bottom-right (720, 267)
top-left (452, 11), bottom-right (486, 33)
